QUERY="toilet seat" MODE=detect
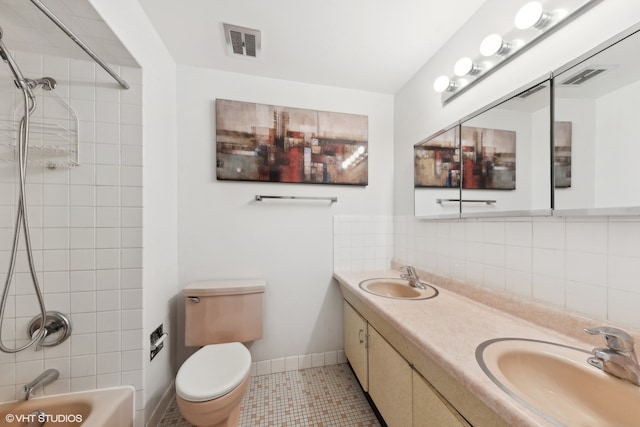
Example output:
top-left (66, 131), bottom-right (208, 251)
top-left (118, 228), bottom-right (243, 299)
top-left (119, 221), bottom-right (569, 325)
top-left (176, 342), bottom-right (251, 402)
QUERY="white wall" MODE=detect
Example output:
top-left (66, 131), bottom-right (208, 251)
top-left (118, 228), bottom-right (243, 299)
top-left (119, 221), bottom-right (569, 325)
top-left (90, 1), bottom-right (178, 424)
top-left (394, 2), bottom-right (640, 329)
top-left (176, 65), bottom-right (394, 364)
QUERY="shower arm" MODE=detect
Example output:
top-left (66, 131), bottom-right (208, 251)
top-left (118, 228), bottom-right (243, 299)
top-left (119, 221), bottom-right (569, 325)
top-left (29, 0), bottom-right (130, 90)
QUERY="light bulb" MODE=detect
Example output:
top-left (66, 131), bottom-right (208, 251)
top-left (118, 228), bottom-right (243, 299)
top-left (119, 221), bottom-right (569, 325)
top-left (454, 57), bottom-right (480, 77)
top-left (514, 1), bottom-right (551, 30)
top-left (480, 34), bottom-right (511, 57)
top-left (433, 75), bottom-right (454, 93)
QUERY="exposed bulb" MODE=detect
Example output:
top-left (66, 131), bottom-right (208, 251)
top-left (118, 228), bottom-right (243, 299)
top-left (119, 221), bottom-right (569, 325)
top-left (433, 75), bottom-right (454, 93)
top-left (514, 1), bottom-right (551, 30)
top-left (480, 34), bottom-right (512, 57)
top-left (454, 57), bottom-right (480, 77)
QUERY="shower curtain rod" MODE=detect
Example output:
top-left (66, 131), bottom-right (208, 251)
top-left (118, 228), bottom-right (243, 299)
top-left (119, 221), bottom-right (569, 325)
top-left (30, 0), bottom-right (130, 90)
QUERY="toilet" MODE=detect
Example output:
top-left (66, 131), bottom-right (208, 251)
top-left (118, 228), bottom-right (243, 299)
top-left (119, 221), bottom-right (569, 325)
top-left (176, 279), bottom-right (265, 427)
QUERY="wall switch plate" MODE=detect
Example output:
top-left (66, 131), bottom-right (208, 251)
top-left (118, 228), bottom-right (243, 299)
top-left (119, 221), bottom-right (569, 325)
top-left (150, 324), bottom-right (165, 361)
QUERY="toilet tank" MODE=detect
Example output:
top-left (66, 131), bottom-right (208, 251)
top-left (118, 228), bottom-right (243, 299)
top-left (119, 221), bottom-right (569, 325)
top-left (184, 279), bottom-right (265, 347)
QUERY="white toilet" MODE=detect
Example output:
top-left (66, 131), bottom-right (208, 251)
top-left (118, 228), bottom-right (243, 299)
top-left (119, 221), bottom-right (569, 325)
top-left (176, 280), bottom-right (265, 427)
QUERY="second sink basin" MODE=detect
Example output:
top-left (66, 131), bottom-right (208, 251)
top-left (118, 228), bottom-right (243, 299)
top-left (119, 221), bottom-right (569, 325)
top-left (359, 278), bottom-right (438, 300)
top-left (477, 338), bottom-right (640, 427)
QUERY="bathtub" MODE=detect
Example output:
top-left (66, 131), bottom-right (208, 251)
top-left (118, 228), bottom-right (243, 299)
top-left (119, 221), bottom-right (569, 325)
top-left (0, 386), bottom-right (134, 426)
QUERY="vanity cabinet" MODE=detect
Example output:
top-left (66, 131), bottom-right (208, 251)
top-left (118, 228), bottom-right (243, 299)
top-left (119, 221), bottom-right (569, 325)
top-left (413, 371), bottom-right (471, 427)
top-left (368, 326), bottom-right (412, 427)
top-left (342, 297), bottom-right (507, 427)
top-left (343, 301), bottom-right (368, 391)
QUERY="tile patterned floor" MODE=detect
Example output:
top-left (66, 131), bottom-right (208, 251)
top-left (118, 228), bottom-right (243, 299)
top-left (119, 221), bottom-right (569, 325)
top-left (158, 363), bottom-right (381, 427)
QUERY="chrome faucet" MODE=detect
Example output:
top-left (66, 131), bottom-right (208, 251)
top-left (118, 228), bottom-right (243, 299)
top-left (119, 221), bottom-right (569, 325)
top-left (400, 265), bottom-right (427, 289)
top-left (585, 326), bottom-right (640, 386)
top-left (20, 369), bottom-right (59, 401)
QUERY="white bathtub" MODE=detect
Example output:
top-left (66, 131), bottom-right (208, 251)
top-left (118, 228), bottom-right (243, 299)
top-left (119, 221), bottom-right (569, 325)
top-left (0, 386), bottom-right (134, 426)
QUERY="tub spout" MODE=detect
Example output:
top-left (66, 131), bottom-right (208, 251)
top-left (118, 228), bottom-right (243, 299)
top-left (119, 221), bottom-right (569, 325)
top-left (20, 369), bottom-right (59, 401)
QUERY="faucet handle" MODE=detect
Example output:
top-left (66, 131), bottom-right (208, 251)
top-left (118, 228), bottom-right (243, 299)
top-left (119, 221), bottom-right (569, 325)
top-left (585, 326), bottom-right (635, 353)
top-left (401, 265), bottom-right (417, 276)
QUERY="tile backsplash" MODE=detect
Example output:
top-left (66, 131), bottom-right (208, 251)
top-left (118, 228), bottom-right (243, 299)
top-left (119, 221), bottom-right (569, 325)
top-left (0, 51), bottom-right (144, 421)
top-left (333, 215), bottom-right (394, 271)
top-left (395, 215), bottom-right (640, 329)
top-left (334, 214), bottom-right (640, 330)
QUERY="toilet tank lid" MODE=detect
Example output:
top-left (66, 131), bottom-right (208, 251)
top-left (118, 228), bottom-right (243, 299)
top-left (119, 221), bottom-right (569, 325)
top-left (183, 279), bottom-right (266, 296)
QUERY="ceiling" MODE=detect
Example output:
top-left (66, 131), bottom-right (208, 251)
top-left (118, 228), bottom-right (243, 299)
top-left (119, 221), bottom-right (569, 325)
top-left (137, 0), bottom-right (487, 94)
top-left (0, 0), bottom-right (488, 94)
top-left (0, 0), bottom-right (137, 68)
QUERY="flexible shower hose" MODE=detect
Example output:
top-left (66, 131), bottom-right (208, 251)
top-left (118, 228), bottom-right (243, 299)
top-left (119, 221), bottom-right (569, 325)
top-left (0, 44), bottom-right (48, 353)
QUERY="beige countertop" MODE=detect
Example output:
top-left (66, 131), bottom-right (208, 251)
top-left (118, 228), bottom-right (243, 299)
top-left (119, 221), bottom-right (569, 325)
top-left (333, 268), bottom-right (632, 427)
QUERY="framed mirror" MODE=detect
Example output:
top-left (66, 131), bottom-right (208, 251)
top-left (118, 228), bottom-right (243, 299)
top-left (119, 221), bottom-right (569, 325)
top-left (459, 78), bottom-right (552, 217)
top-left (414, 78), bottom-right (553, 218)
top-left (553, 24), bottom-right (640, 214)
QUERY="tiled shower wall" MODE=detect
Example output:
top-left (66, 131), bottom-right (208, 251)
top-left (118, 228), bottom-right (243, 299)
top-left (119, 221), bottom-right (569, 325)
top-left (0, 51), bottom-right (144, 420)
top-left (333, 214), bottom-right (640, 330)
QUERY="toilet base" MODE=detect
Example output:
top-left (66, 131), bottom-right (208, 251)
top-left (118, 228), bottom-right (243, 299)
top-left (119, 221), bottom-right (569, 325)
top-left (176, 373), bottom-right (249, 427)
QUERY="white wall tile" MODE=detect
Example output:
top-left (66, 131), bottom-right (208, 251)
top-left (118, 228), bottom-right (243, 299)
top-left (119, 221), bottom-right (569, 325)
top-left (566, 281), bottom-right (607, 319)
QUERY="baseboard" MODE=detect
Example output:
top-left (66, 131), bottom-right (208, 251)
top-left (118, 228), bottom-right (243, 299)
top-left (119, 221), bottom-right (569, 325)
top-left (146, 380), bottom-right (175, 427)
top-left (251, 350), bottom-right (347, 377)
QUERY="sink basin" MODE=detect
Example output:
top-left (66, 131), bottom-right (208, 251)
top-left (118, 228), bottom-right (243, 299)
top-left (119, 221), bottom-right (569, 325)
top-left (477, 338), bottom-right (640, 426)
top-left (358, 278), bottom-right (438, 300)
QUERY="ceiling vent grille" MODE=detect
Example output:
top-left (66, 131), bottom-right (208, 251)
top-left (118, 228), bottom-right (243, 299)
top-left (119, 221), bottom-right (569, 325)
top-left (518, 84), bottom-right (547, 99)
top-left (223, 23), bottom-right (261, 60)
top-left (560, 65), bottom-right (613, 86)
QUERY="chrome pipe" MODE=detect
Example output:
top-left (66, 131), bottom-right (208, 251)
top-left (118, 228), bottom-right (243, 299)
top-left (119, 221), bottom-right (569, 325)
top-left (29, 0), bottom-right (130, 90)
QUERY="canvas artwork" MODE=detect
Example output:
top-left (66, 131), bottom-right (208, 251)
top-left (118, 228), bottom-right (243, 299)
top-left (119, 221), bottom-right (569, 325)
top-left (215, 99), bottom-right (368, 185)
top-left (414, 127), bottom-right (460, 188)
top-left (554, 121), bottom-right (572, 188)
top-left (461, 126), bottom-right (516, 190)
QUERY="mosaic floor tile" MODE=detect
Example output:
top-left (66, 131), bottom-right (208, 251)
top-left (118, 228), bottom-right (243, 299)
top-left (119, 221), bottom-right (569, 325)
top-left (158, 364), bottom-right (380, 427)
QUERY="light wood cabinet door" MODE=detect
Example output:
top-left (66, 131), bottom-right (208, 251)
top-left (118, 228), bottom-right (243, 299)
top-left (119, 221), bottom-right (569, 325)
top-left (368, 326), bottom-right (412, 427)
top-left (413, 371), bottom-right (471, 427)
top-left (343, 301), bottom-right (368, 391)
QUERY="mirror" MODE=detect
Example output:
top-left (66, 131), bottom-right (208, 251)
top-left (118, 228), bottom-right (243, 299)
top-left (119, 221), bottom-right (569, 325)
top-left (414, 126), bottom-right (460, 218)
top-left (459, 79), bottom-right (552, 217)
top-left (414, 79), bottom-right (553, 218)
top-left (553, 25), bottom-right (640, 214)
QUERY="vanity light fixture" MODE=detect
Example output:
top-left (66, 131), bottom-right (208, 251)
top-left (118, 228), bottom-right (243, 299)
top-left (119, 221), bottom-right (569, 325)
top-left (433, 75), bottom-right (456, 93)
top-left (433, 0), bottom-right (601, 105)
top-left (514, 2), bottom-right (552, 30)
top-left (454, 57), bottom-right (481, 77)
top-left (480, 34), bottom-right (512, 57)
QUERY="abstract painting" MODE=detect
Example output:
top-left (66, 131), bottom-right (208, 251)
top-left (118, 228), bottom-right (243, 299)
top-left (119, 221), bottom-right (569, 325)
top-left (215, 99), bottom-right (368, 185)
top-left (414, 127), bottom-right (460, 188)
top-left (554, 121), bottom-right (572, 188)
top-left (461, 125), bottom-right (516, 190)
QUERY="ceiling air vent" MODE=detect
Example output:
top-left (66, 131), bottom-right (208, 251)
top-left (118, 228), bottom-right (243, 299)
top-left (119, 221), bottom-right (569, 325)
top-left (560, 65), bottom-right (613, 86)
top-left (223, 23), bottom-right (261, 60)
top-left (518, 84), bottom-right (547, 99)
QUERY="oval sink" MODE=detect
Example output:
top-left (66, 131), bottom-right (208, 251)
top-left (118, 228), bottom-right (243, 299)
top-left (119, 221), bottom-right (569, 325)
top-left (477, 338), bottom-right (640, 427)
top-left (359, 278), bottom-right (438, 300)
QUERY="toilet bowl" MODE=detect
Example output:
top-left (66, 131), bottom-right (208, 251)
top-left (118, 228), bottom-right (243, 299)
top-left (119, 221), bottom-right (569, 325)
top-left (176, 343), bottom-right (251, 427)
top-left (176, 280), bottom-right (265, 427)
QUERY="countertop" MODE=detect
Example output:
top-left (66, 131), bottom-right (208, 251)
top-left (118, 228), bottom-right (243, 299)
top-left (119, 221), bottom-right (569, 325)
top-left (333, 268), bottom-right (626, 427)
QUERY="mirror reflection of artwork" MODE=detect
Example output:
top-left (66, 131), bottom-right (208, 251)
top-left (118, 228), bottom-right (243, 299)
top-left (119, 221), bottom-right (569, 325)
top-left (461, 126), bottom-right (516, 190)
top-left (414, 127), bottom-right (460, 188)
top-left (554, 121), bottom-right (572, 188)
top-left (215, 99), bottom-right (368, 185)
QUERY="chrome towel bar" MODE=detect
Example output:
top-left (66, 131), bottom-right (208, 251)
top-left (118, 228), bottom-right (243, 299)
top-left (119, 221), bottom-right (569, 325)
top-left (255, 195), bottom-right (338, 203)
top-left (436, 198), bottom-right (496, 205)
